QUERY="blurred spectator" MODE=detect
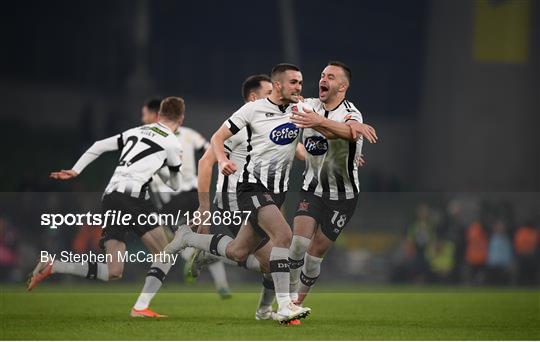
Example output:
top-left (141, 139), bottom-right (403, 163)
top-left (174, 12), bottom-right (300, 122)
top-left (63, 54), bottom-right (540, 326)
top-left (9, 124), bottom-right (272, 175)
top-left (426, 238), bottom-right (455, 282)
top-left (438, 199), bottom-right (468, 282)
top-left (0, 217), bottom-right (19, 281)
top-left (513, 224), bottom-right (539, 285)
top-left (72, 224), bottom-right (102, 254)
top-left (464, 221), bottom-right (488, 285)
top-left (486, 220), bottom-right (513, 285)
top-left (407, 203), bottom-right (438, 282)
top-left (390, 239), bottom-right (417, 283)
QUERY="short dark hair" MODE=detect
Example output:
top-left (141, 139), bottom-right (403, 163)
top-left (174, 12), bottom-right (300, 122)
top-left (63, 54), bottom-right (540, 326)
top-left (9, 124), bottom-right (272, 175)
top-left (241, 74), bottom-right (271, 101)
top-left (159, 97), bottom-right (185, 121)
top-left (144, 97), bottom-right (162, 113)
top-left (271, 63), bottom-right (300, 81)
top-left (328, 61), bottom-right (352, 82)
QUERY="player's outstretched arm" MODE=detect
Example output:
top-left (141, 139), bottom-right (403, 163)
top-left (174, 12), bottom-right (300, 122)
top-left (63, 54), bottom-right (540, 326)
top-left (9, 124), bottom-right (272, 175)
top-left (49, 169), bottom-right (79, 180)
top-left (210, 124), bottom-right (236, 176)
top-left (50, 135), bottom-right (120, 180)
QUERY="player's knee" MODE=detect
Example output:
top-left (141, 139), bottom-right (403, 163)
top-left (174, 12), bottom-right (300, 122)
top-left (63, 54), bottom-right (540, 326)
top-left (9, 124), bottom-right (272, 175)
top-left (291, 235), bottom-right (311, 254)
top-left (229, 248), bottom-right (250, 263)
top-left (272, 229), bottom-right (292, 248)
top-left (307, 244), bottom-right (327, 258)
top-left (108, 267), bottom-right (124, 280)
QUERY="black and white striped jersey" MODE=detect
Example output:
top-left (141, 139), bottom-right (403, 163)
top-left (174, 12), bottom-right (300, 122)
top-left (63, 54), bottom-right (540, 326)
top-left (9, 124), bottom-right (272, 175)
top-left (72, 122), bottom-right (183, 200)
top-left (301, 98), bottom-right (364, 200)
top-left (151, 126), bottom-right (208, 204)
top-left (214, 128), bottom-right (248, 211)
top-left (225, 98), bottom-right (300, 194)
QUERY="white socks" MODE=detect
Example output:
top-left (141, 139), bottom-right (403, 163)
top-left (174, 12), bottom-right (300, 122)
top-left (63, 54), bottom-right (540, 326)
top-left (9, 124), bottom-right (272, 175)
top-left (269, 247), bottom-right (291, 309)
top-left (133, 261), bottom-right (172, 310)
top-left (207, 261), bottom-right (229, 290)
top-left (52, 262), bottom-right (109, 281)
top-left (298, 253), bottom-right (323, 302)
top-left (257, 273), bottom-right (275, 309)
top-left (185, 233), bottom-right (233, 257)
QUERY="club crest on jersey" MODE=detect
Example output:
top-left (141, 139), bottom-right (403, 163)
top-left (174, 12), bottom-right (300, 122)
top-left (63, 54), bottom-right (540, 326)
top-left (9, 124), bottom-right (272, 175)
top-left (269, 123), bottom-right (299, 145)
top-left (298, 199), bottom-right (309, 212)
top-left (304, 136), bottom-right (328, 156)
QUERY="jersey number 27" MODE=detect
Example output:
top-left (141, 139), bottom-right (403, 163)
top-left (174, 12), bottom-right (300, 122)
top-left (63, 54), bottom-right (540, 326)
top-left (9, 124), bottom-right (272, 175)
top-left (118, 136), bottom-right (163, 167)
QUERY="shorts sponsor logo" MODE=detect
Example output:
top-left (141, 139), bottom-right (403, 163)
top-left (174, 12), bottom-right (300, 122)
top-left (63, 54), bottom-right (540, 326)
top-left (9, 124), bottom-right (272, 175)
top-left (263, 193), bottom-right (273, 202)
top-left (298, 200), bottom-right (309, 212)
top-left (304, 136), bottom-right (328, 155)
top-left (269, 123), bottom-right (299, 145)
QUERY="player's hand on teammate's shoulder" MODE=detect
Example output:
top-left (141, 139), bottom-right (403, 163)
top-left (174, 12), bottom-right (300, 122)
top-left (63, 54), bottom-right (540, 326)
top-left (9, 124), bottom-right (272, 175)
top-left (290, 107), bottom-right (323, 128)
top-left (348, 121), bottom-right (378, 144)
top-left (218, 159), bottom-right (237, 176)
top-left (49, 169), bottom-right (79, 180)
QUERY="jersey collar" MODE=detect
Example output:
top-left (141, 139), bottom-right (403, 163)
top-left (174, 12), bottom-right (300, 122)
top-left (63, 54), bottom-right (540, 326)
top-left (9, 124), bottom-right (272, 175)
top-left (323, 98), bottom-right (346, 112)
top-left (156, 122), bottom-right (174, 133)
top-left (266, 98), bottom-right (289, 113)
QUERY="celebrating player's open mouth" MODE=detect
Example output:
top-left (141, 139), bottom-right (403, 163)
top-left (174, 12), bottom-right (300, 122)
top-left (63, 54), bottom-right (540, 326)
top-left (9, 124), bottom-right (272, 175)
top-left (319, 84), bottom-right (329, 98)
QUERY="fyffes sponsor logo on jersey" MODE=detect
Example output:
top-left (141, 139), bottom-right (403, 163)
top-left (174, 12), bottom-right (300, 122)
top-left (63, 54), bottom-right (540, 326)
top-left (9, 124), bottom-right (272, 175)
top-left (269, 123), bottom-right (299, 145)
top-left (304, 136), bottom-right (328, 155)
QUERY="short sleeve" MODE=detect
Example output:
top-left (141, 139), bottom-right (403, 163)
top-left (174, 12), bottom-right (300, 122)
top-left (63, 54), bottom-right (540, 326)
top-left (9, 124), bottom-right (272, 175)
top-left (224, 130), bottom-right (244, 153)
top-left (343, 101), bottom-right (363, 123)
top-left (225, 102), bottom-right (253, 135)
top-left (166, 141), bottom-right (183, 172)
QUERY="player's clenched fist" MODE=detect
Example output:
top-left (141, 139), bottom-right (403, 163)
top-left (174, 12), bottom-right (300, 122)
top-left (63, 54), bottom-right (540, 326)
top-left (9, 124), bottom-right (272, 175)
top-left (218, 159), bottom-right (237, 176)
top-left (49, 169), bottom-right (79, 180)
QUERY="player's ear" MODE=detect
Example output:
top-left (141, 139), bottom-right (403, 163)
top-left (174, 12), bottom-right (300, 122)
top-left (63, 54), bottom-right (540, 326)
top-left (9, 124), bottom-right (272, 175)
top-left (272, 79), bottom-right (281, 92)
top-left (338, 81), bottom-right (349, 93)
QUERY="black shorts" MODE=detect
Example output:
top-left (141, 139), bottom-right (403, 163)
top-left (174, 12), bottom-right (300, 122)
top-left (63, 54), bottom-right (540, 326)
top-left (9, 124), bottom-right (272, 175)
top-left (236, 182), bottom-right (286, 238)
top-left (160, 189), bottom-right (199, 227)
top-left (100, 191), bottom-right (160, 249)
top-left (294, 190), bottom-right (358, 241)
top-left (212, 205), bottom-right (269, 250)
top-left (209, 205), bottom-right (241, 237)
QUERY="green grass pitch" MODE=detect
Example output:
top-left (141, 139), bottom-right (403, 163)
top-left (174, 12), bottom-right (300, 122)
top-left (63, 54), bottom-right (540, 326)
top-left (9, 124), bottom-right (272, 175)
top-left (1, 284), bottom-right (538, 340)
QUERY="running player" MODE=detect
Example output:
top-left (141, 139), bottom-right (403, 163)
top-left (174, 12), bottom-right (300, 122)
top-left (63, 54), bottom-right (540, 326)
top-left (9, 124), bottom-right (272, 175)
top-left (28, 97), bottom-right (185, 318)
top-left (192, 74), bottom-right (283, 320)
top-left (165, 64), bottom-right (312, 324)
top-left (288, 61), bottom-right (377, 305)
top-left (138, 97), bottom-right (232, 299)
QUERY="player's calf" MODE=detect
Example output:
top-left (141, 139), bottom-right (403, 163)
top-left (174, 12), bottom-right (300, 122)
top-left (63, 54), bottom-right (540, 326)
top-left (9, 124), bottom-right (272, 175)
top-left (297, 253), bottom-right (323, 304)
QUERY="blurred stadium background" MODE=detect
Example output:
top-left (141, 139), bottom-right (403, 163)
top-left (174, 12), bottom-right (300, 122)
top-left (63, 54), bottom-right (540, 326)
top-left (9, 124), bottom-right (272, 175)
top-left (0, 0), bottom-right (539, 289)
